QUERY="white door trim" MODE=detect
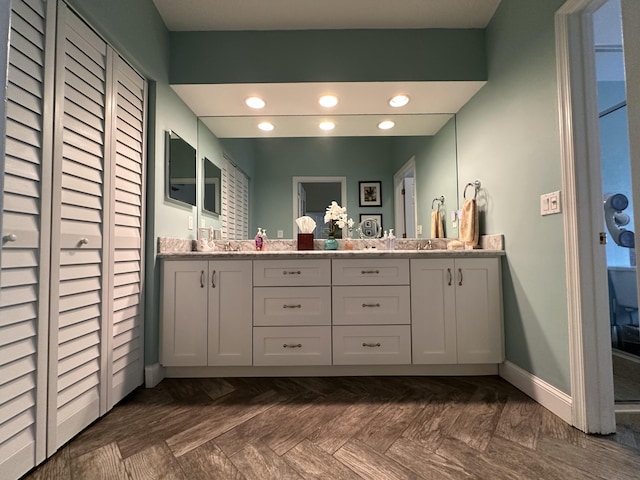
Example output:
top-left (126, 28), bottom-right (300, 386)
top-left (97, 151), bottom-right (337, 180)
top-left (555, 0), bottom-right (616, 434)
top-left (393, 157), bottom-right (417, 238)
top-left (292, 176), bottom-right (347, 237)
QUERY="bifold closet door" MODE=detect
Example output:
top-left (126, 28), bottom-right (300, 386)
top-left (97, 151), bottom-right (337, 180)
top-left (107, 56), bottom-right (146, 410)
top-left (0, 0), bottom-right (53, 477)
top-left (47, 3), bottom-right (110, 452)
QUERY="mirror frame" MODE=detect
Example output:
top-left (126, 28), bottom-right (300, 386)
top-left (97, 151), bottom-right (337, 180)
top-left (165, 130), bottom-right (197, 207)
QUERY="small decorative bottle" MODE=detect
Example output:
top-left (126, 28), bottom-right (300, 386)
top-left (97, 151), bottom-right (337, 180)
top-left (261, 229), bottom-right (267, 251)
top-left (388, 229), bottom-right (396, 250)
top-left (255, 228), bottom-right (263, 251)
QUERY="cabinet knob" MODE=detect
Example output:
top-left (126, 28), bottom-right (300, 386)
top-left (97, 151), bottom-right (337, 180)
top-left (3, 234), bottom-right (17, 243)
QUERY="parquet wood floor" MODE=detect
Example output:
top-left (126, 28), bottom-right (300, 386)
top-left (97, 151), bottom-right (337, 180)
top-left (22, 376), bottom-right (640, 480)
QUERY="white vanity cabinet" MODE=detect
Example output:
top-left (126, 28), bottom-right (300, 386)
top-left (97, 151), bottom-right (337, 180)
top-left (161, 260), bottom-right (252, 366)
top-left (411, 257), bottom-right (503, 364)
top-left (252, 259), bottom-right (332, 365)
top-left (332, 259), bottom-right (412, 364)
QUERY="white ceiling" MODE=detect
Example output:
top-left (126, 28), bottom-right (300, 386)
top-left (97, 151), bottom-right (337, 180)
top-left (156, 0), bottom-right (501, 138)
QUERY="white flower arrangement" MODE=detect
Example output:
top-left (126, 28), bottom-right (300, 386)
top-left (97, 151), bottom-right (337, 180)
top-left (324, 201), bottom-right (353, 238)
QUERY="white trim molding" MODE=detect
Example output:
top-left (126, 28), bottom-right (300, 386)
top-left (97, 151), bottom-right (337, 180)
top-left (144, 363), bottom-right (165, 388)
top-left (500, 361), bottom-right (572, 425)
top-left (555, 0), bottom-right (616, 434)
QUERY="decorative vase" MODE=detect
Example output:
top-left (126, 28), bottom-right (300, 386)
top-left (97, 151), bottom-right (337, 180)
top-left (324, 237), bottom-right (339, 250)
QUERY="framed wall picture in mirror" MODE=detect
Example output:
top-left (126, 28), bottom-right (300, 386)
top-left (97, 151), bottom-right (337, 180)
top-left (166, 130), bottom-right (196, 207)
top-left (359, 181), bottom-right (382, 207)
top-left (203, 157), bottom-right (221, 215)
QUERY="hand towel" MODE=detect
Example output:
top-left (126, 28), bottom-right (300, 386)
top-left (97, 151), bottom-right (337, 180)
top-left (459, 198), bottom-right (479, 246)
top-left (430, 211), bottom-right (444, 238)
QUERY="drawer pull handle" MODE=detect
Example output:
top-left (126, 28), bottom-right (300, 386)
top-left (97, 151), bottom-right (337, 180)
top-left (362, 342), bottom-right (381, 348)
top-left (283, 304), bottom-right (302, 309)
top-left (361, 269), bottom-right (380, 275)
top-left (362, 303), bottom-right (381, 308)
top-left (200, 270), bottom-right (205, 288)
top-left (458, 268), bottom-right (463, 286)
top-left (79, 237), bottom-right (89, 246)
top-left (283, 343), bottom-right (302, 348)
top-left (283, 270), bottom-right (301, 275)
top-left (447, 268), bottom-right (452, 286)
top-left (211, 270), bottom-right (216, 288)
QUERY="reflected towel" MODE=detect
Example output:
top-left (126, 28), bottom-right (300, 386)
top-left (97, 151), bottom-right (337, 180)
top-left (459, 199), bottom-right (479, 246)
top-left (430, 211), bottom-right (444, 238)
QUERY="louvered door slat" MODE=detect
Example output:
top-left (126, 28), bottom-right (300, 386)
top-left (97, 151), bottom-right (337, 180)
top-left (107, 56), bottom-right (145, 410)
top-left (47, 3), bottom-right (108, 453)
top-left (0, 1), bottom-right (50, 477)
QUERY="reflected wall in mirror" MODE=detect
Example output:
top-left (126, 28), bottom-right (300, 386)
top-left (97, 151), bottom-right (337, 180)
top-left (294, 176), bottom-right (346, 239)
top-left (203, 157), bottom-right (221, 215)
top-left (166, 130), bottom-right (196, 207)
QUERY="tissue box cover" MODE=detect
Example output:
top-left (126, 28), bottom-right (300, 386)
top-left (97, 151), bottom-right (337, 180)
top-left (297, 233), bottom-right (314, 250)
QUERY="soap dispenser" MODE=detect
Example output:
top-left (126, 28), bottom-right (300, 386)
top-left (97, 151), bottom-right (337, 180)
top-left (388, 229), bottom-right (396, 250)
top-left (255, 228), bottom-right (263, 251)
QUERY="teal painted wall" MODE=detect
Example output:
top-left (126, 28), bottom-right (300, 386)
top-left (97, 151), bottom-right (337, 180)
top-left (455, 0), bottom-right (570, 393)
top-left (170, 29), bottom-right (487, 84)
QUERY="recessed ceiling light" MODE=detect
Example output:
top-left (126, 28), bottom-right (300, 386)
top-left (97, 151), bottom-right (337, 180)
top-left (245, 96), bottom-right (266, 109)
top-left (319, 95), bottom-right (339, 108)
top-left (258, 121), bottom-right (274, 131)
top-left (378, 120), bottom-right (395, 130)
top-left (389, 94), bottom-right (410, 108)
top-left (319, 121), bottom-right (335, 131)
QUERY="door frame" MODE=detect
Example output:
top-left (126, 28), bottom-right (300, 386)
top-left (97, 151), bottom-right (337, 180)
top-left (556, 0), bottom-right (640, 433)
top-left (393, 157), bottom-right (417, 238)
top-left (291, 176), bottom-right (347, 237)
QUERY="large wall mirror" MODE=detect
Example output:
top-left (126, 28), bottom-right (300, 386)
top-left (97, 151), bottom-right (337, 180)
top-left (203, 157), bottom-right (221, 215)
top-left (166, 130), bottom-right (196, 207)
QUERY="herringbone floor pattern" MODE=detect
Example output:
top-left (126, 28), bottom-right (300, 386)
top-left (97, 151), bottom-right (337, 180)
top-left (23, 376), bottom-right (640, 479)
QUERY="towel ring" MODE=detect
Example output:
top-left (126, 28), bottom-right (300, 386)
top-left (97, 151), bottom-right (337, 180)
top-left (464, 180), bottom-right (481, 200)
top-left (431, 195), bottom-right (445, 210)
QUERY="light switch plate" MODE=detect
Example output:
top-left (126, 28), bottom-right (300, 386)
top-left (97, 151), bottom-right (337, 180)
top-left (417, 224), bottom-right (422, 235)
top-left (277, 230), bottom-right (284, 238)
top-left (541, 191), bottom-right (561, 216)
top-left (188, 215), bottom-right (194, 229)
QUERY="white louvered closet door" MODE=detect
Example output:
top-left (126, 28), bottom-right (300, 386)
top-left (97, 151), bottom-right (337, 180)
top-left (0, 0), bottom-right (53, 477)
top-left (47, 3), bottom-right (110, 452)
top-left (221, 159), bottom-right (249, 240)
top-left (107, 56), bottom-right (146, 410)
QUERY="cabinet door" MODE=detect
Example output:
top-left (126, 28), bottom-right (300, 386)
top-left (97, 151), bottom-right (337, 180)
top-left (410, 259), bottom-right (457, 364)
top-left (161, 261), bottom-right (208, 366)
top-left (208, 260), bottom-right (252, 365)
top-left (455, 258), bottom-right (503, 364)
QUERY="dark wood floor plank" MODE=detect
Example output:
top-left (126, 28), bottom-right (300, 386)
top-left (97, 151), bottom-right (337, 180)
top-left (449, 387), bottom-right (507, 451)
top-left (283, 439), bottom-right (363, 480)
top-left (435, 437), bottom-right (522, 480)
top-left (486, 435), bottom-right (602, 480)
top-left (197, 377), bottom-right (237, 400)
top-left (334, 439), bottom-right (422, 480)
top-left (215, 391), bottom-right (318, 457)
top-left (355, 390), bottom-right (427, 453)
top-left (166, 389), bottom-right (284, 457)
top-left (123, 442), bottom-right (187, 480)
top-left (539, 407), bottom-right (588, 447)
top-left (308, 396), bottom-right (386, 454)
top-left (493, 394), bottom-right (542, 449)
top-left (70, 442), bottom-right (129, 480)
top-left (260, 389), bottom-right (358, 456)
top-left (385, 437), bottom-right (476, 480)
top-left (230, 442), bottom-right (304, 480)
top-left (177, 439), bottom-right (246, 480)
top-left (538, 434), bottom-right (640, 480)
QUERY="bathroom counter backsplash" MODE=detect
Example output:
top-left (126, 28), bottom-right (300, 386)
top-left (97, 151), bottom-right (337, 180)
top-left (158, 234), bottom-right (504, 255)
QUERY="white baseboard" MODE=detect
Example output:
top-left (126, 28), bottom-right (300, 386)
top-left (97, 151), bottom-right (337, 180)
top-left (500, 361), bottom-right (572, 425)
top-left (144, 363), bottom-right (165, 388)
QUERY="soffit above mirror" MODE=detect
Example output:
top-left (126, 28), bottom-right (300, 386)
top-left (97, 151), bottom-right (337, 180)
top-left (172, 81), bottom-right (484, 138)
top-left (153, 0), bottom-right (501, 31)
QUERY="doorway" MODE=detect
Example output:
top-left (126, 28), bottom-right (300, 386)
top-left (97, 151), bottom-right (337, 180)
top-left (593, 0), bottom-right (640, 404)
top-left (292, 176), bottom-right (347, 238)
top-left (393, 157), bottom-right (418, 238)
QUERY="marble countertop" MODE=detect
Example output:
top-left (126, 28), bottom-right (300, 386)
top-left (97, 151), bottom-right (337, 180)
top-left (158, 249), bottom-right (505, 260)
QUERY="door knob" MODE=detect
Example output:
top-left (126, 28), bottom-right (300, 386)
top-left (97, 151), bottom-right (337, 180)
top-left (3, 234), bottom-right (17, 242)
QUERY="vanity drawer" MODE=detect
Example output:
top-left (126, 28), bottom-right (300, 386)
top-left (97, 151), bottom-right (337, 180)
top-left (253, 259), bottom-right (331, 286)
top-left (254, 287), bottom-right (331, 326)
top-left (332, 286), bottom-right (410, 325)
top-left (253, 326), bottom-right (332, 366)
top-left (332, 259), bottom-right (409, 286)
top-left (332, 325), bottom-right (411, 365)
